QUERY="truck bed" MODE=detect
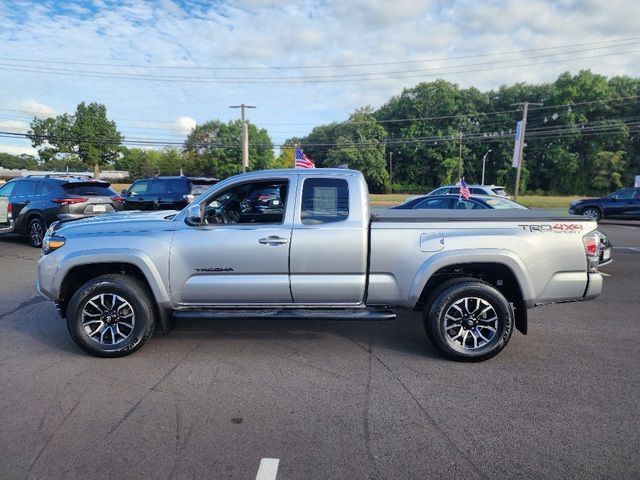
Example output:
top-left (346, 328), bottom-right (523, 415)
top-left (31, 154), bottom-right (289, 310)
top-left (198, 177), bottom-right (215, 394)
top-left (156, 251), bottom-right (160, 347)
top-left (372, 208), bottom-right (585, 223)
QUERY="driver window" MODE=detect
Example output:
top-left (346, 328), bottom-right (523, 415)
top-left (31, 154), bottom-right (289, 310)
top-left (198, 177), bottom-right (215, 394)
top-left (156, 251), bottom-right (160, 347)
top-left (203, 180), bottom-right (288, 224)
top-left (613, 189), bottom-right (634, 200)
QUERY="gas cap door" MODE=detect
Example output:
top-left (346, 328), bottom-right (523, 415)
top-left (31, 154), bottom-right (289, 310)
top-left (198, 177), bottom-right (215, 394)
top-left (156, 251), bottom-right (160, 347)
top-left (420, 233), bottom-right (445, 252)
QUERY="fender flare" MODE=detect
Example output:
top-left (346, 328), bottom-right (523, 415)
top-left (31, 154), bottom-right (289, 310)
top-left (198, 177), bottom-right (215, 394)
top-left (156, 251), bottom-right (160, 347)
top-left (408, 248), bottom-right (535, 307)
top-left (54, 248), bottom-right (172, 307)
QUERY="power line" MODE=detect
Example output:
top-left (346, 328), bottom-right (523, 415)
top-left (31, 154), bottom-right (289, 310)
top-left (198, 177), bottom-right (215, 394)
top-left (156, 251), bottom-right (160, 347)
top-left (3, 118), bottom-right (635, 149)
top-left (3, 41), bottom-right (639, 81)
top-left (0, 47), bottom-right (638, 84)
top-left (1, 37), bottom-right (637, 71)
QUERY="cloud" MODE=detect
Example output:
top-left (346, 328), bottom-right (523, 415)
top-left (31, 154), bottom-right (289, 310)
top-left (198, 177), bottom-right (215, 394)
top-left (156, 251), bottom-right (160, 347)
top-left (0, 0), bottom-right (638, 146)
top-left (18, 100), bottom-right (56, 119)
top-left (0, 144), bottom-right (37, 156)
top-left (0, 119), bottom-right (29, 133)
top-left (175, 116), bottom-right (197, 135)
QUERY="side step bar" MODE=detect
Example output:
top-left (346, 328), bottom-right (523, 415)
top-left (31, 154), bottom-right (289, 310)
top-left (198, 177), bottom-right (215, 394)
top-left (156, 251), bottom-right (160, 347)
top-left (172, 308), bottom-right (396, 321)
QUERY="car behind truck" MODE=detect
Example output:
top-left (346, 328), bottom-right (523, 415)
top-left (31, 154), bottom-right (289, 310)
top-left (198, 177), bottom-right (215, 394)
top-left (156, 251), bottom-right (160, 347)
top-left (37, 169), bottom-right (603, 361)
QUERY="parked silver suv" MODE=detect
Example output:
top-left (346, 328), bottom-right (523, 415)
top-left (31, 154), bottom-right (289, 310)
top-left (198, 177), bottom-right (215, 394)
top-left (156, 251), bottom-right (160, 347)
top-left (427, 184), bottom-right (510, 197)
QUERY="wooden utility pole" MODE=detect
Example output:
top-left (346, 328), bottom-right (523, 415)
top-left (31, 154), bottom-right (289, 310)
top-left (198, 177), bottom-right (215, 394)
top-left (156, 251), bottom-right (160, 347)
top-left (458, 131), bottom-right (463, 179)
top-left (229, 103), bottom-right (256, 173)
top-left (511, 101), bottom-right (542, 200)
top-left (389, 151), bottom-right (393, 194)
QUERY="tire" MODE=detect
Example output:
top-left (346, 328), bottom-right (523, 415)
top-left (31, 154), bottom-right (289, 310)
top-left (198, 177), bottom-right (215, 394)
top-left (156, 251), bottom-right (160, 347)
top-left (421, 276), bottom-right (478, 345)
top-left (582, 207), bottom-right (602, 222)
top-left (28, 216), bottom-right (46, 248)
top-left (66, 274), bottom-right (156, 357)
top-left (424, 280), bottom-right (513, 362)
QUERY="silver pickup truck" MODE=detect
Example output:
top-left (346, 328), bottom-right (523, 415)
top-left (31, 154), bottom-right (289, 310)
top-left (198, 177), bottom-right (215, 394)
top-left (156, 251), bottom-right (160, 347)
top-left (37, 169), bottom-right (603, 361)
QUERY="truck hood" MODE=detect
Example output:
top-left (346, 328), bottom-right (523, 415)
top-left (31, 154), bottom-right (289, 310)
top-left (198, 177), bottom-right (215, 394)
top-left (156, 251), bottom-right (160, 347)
top-left (53, 210), bottom-right (178, 236)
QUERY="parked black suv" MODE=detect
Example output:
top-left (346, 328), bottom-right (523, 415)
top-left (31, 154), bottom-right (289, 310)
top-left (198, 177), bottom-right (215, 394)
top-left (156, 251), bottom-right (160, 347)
top-left (121, 176), bottom-right (219, 211)
top-left (0, 175), bottom-right (124, 247)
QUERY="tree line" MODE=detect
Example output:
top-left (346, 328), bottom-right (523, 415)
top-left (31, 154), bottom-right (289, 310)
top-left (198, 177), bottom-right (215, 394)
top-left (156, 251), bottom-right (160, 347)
top-left (1, 70), bottom-right (638, 195)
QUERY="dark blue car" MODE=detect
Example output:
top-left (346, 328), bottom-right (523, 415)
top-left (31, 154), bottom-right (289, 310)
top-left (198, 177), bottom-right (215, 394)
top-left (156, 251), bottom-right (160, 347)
top-left (568, 187), bottom-right (640, 222)
top-left (392, 194), bottom-right (529, 211)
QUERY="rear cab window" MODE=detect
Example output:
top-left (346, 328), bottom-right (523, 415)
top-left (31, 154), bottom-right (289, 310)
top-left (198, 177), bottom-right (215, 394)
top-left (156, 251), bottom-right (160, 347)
top-left (301, 178), bottom-right (349, 224)
top-left (492, 188), bottom-right (508, 196)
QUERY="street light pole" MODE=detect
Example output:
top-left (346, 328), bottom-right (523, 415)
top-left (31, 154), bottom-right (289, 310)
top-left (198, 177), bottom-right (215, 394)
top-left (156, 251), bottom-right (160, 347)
top-left (229, 103), bottom-right (256, 173)
top-left (481, 149), bottom-right (492, 185)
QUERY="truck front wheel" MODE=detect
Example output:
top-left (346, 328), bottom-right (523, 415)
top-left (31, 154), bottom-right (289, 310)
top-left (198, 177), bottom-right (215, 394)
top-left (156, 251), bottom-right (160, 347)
top-left (66, 274), bottom-right (156, 357)
top-left (424, 280), bottom-right (513, 362)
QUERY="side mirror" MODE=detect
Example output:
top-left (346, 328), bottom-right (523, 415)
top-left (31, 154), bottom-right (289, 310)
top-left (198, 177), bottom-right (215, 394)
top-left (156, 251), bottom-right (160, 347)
top-left (185, 203), bottom-right (203, 225)
top-left (121, 189), bottom-right (128, 195)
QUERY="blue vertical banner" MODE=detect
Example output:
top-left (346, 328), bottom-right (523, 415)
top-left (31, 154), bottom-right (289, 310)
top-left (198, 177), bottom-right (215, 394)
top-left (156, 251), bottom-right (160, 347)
top-left (512, 121), bottom-right (523, 168)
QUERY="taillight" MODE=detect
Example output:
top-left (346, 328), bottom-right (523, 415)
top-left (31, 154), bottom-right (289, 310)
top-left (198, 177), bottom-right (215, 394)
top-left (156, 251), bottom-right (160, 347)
top-left (582, 233), bottom-right (600, 273)
top-left (52, 197), bottom-right (88, 205)
top-left (7, 202), bottom-right (12, 219)
top-left (111, 196), bottom-right (125, 203)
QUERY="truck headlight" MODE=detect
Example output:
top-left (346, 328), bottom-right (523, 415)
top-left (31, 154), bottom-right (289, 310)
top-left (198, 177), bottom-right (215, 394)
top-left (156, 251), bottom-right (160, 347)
top-left (42, 235), bottom-right (66, 255)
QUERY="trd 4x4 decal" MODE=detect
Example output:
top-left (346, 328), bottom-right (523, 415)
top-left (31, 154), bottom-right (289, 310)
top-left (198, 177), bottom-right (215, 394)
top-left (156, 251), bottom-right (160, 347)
top-left (517, 224), bottom-right (585, 233)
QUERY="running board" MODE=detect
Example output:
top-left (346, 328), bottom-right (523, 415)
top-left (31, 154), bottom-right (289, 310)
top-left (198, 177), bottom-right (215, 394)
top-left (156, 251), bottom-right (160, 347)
top-left (172, 308), bottom-right (396, 321)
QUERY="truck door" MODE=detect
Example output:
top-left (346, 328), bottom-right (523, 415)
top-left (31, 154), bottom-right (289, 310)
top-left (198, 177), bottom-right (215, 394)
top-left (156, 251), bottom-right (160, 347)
top-left (623, 188), bottom-right (640, 218)
top-left (289, 175), bottom-right (368, 305)
top-left (169, 176), bottom-right (295, 305)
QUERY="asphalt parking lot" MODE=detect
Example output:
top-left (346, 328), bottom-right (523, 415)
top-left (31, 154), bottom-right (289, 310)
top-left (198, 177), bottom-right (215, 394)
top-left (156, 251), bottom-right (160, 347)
top-left (0, 222), bottom-right (639, 480)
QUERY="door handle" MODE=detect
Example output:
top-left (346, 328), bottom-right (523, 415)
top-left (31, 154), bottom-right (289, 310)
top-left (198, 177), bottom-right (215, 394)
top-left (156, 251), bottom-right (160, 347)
top-left (259, 236), bottom-right (289, 245)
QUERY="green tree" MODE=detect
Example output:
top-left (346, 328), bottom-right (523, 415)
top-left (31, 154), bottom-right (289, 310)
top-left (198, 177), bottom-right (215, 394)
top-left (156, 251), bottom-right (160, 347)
top-left (28, 102), bottom-right (123, 178)
top-left (184, 120), bottom-right (273, 178)
top-left (0, 153), bottom-right (39, 170)
top-left (592, 151), bottom-right (626, 194)
top-left (323, 109), bottom-right (389, 193)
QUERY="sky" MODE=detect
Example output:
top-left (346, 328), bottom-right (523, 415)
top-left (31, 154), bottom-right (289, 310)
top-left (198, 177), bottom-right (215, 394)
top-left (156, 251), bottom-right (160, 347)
top-left (0, 0), bottom-right (639, 157)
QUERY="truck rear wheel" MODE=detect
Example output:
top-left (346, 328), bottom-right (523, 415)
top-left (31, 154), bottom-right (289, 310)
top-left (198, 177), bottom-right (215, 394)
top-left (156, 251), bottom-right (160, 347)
top-left (424, 280), bottom-right (513, 362)
top-left (66, 274), bottom-right (155, 357)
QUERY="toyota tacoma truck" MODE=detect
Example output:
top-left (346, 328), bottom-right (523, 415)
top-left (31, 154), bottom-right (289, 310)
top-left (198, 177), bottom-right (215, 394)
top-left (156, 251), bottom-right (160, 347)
top-left (37, 169), bottom-right (603, 361)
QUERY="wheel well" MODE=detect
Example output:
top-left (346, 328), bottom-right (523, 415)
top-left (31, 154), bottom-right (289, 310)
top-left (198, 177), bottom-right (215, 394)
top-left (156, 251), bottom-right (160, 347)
top-left (580, 205), bottom-right (603, 214)
top-left (417, 262), bottom-right (528, 335)
top-left (58, 263), bottom-right (153, 318)
top-left (25, 212), bottom-right (44, 228)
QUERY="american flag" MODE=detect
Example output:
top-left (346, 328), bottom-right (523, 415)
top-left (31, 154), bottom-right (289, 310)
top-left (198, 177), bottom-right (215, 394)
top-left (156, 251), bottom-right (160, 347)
top-left (295, 146), bottom-right (315, 169)
top-left (459, 178), bottom-right (471, 200)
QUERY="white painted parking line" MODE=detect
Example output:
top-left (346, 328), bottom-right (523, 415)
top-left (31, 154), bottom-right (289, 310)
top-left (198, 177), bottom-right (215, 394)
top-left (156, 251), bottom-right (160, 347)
top-left (614, 225), bottom-right (639, 230)
top-left (255, 458), bottom-right (280, 480)
top-left (613, 247), bottom-right (640, 252)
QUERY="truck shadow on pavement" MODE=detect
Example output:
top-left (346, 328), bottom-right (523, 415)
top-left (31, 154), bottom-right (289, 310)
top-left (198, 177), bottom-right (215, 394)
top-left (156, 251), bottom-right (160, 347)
top-left (4, 294), bottom-right (443, 360)
top-left (162, 315), bottom-right (443, 360)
